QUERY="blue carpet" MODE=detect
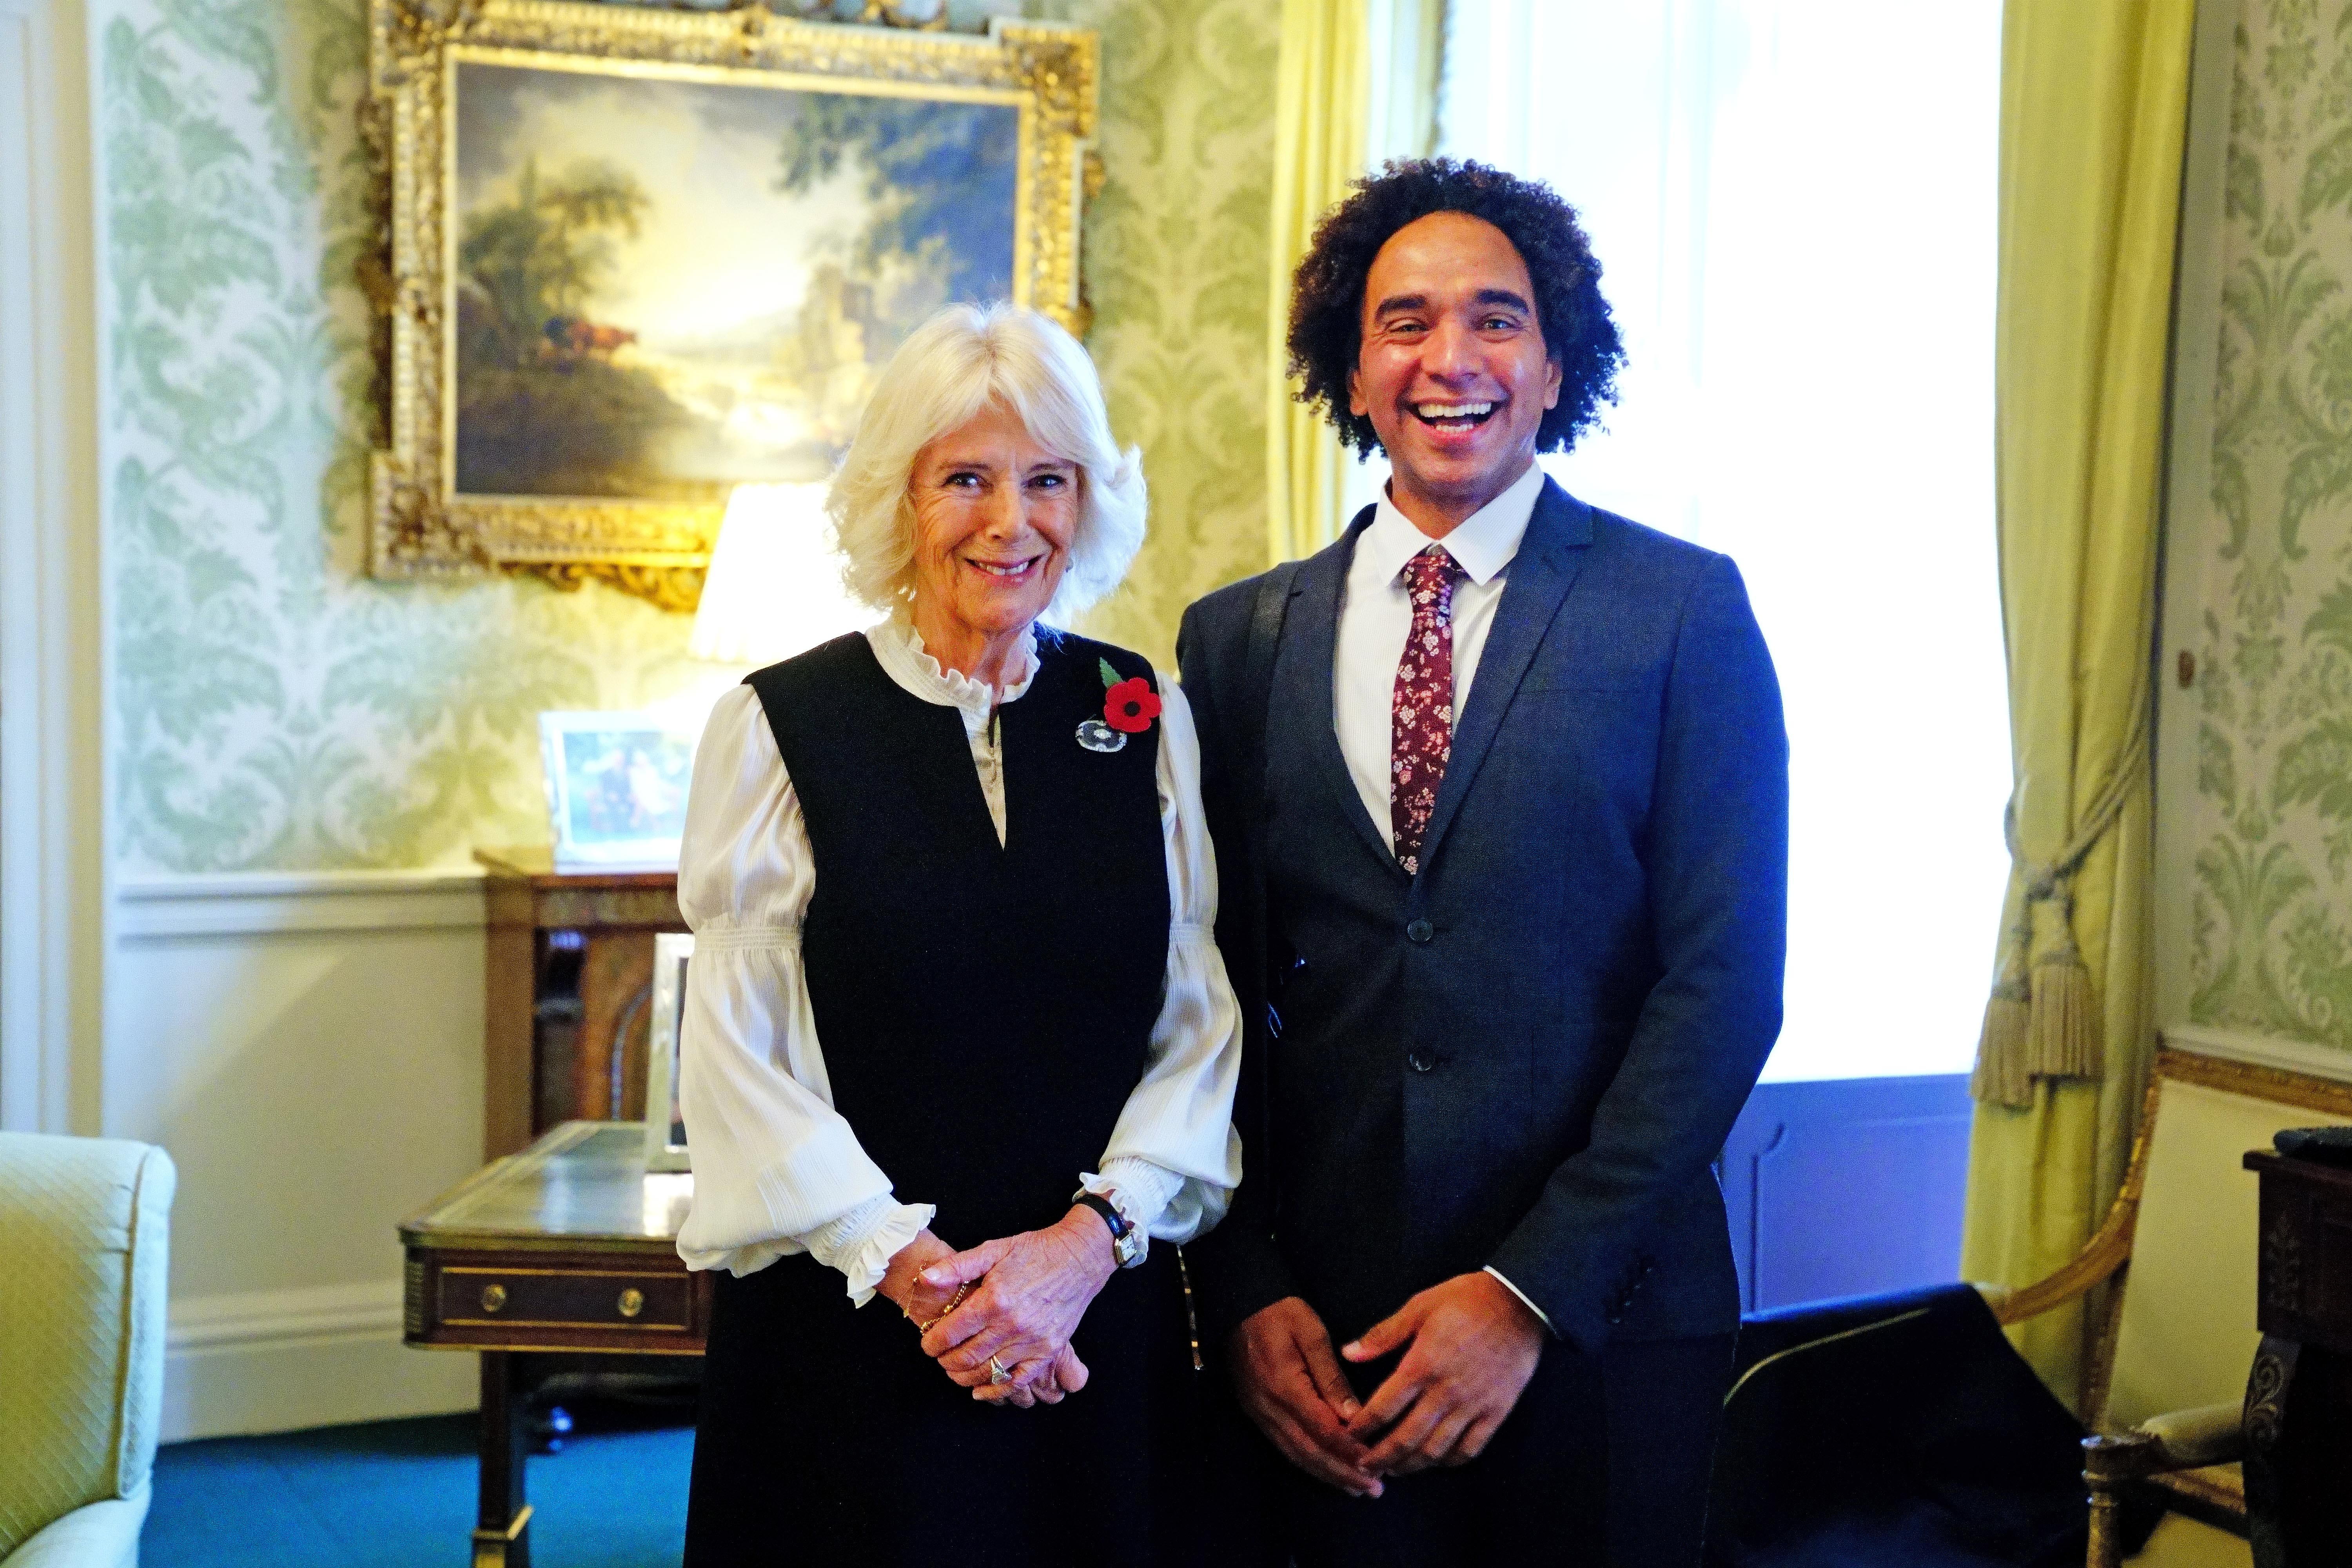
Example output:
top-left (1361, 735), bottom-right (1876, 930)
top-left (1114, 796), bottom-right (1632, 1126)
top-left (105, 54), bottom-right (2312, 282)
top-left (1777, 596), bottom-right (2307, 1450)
top-left (143, 1409), bottom-right (693, 1568)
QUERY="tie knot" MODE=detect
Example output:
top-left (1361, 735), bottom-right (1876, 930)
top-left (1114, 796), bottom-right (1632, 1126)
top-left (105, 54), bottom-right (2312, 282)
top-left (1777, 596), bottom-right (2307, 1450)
top-left (1402, 545), bottom-right (1463, 600)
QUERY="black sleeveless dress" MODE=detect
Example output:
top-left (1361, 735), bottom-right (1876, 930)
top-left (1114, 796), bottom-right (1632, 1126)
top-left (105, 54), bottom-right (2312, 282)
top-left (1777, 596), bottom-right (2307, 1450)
top-left (683, 631), bottom-right (1207, 1568)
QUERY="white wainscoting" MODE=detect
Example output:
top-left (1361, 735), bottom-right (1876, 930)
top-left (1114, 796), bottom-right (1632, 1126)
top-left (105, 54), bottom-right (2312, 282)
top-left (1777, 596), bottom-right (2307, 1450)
top-left (114, 871), bottom-right (492, 1440)
top-left (160, 1279), bottom-right (470, 1442)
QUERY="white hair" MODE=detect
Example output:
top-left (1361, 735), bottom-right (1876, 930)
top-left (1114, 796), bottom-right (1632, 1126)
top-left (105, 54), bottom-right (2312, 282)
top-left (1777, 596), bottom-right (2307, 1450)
top-left (829, 302), bottom-right (1146, 625)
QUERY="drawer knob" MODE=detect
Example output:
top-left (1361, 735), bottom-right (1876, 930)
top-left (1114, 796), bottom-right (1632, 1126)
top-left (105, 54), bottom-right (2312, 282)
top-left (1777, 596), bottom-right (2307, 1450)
top-left (480, 1283), bottom-right (508, 1313)
top-left (617, 1287), bottom-right (645, 1319)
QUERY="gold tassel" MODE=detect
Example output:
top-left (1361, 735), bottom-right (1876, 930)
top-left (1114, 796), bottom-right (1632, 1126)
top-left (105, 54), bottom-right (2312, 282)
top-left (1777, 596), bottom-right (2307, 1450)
top-left (2025, 952), bottom-right (2102, 1080)
top-left (1971, 988), bottom-right (2035, 1108)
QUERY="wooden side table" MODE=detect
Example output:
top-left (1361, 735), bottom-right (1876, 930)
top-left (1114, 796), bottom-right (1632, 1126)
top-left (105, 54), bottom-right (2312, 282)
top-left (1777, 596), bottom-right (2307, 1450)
top-left (476, 847), bottom-right (684, 1160)
top-left (2242, 1147), bottom-right (2352, 1568)
top-left (402, 1120), bottom-right (707, 1568)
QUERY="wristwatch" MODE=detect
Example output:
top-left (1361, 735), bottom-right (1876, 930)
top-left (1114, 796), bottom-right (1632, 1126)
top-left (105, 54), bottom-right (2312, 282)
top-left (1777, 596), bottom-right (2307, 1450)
top-left (1073, 1190), bottom-right (1147, 1269)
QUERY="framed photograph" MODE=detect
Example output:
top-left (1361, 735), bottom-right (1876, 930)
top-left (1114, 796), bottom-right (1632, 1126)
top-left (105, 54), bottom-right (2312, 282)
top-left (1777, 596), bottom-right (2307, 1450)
top-left (644, 933), bottom-right (692, 1174)
top-left (365, 0), bottom-right (1098, 611)
top-left (537, 710), bottom-right (696, 868)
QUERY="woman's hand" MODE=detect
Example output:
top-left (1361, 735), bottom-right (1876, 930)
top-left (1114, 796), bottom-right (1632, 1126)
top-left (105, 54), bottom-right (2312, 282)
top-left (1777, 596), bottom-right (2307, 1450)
top-left (916, 1207), bottom-right (1118, 1396)
top-left (875, 1229), bottom-right (961, 1325)
top-left (980, 1343), bottom-right (1093, 1408)
top-left (878, 1227), bottom-right (1091, 1406)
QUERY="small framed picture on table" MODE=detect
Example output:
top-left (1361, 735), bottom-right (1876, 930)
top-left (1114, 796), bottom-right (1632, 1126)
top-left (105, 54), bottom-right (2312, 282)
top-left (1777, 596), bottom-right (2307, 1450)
top-left (537, 710), bottom-right (695, 870)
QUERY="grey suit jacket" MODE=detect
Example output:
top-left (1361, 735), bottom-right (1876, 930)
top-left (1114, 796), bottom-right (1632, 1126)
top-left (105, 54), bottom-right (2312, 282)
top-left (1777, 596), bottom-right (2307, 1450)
top-left (1178, 478), bottom-right (1788, 1353)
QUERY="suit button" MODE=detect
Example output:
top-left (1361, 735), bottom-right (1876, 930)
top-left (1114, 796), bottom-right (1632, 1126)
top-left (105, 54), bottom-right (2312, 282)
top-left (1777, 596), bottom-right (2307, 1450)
top-left (1407, 1049), bottom-right (1435, 1073)
top-left (1405, 919), bottom-right (1433, 943)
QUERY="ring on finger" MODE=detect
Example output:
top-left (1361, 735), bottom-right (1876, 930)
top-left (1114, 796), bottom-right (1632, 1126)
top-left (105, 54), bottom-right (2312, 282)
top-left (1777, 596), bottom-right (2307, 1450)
top-left (988, 1354), bottom-right (1011, 1385)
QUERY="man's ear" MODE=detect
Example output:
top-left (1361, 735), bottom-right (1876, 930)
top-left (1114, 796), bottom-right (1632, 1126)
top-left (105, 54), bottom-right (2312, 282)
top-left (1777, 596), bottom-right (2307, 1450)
top-left (1348, 362), bottom-right (1368, 417)
top-left (1543, 355), bottom-right (1563, 411)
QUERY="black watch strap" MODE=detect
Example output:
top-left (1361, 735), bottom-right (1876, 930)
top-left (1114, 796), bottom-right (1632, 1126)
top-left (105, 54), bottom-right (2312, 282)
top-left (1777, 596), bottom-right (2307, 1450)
top-left (1074, 1191), bottom-right (1131, 1239)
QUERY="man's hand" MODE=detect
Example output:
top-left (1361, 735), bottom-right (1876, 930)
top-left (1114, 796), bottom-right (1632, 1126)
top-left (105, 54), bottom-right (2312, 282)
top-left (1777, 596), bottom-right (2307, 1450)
top-left (918, 1207), bottom-right (1117, 1397)
top-left (1230, 1296), bottom-right (1384, 1498)
top-left (1342, 1272), bottom-right (1545, 1475)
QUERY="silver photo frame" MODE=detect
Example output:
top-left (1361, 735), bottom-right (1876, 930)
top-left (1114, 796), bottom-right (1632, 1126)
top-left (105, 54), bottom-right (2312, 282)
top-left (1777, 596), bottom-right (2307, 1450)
top-left (643, 932), bottom-right (693, 1173)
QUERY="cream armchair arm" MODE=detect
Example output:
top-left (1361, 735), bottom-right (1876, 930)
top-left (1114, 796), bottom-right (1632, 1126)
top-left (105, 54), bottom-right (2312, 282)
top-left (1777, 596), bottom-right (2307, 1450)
top-left (0, 1490), bottom-right (151, 1568)
top-left (0, 1134), bottom-right (174, 1568)
top-left (2083, 1403), bottom-right (2245, 1568)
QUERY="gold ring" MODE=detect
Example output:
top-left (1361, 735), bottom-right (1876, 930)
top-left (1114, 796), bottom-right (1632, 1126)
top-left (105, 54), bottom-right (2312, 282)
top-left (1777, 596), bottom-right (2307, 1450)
top-left (988, 1355), bottom-right (1011, 1385)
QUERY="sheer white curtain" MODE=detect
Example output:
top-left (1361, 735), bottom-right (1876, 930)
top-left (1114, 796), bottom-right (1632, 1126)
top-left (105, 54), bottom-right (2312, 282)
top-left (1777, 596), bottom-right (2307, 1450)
top-left (1439, 1), bottom-right (2008, 1081)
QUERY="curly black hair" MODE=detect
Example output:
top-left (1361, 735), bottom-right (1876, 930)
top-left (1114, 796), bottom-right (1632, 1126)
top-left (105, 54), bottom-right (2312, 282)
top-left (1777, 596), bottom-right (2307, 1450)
top-left (1288, 158), bottom-right (1623, 458)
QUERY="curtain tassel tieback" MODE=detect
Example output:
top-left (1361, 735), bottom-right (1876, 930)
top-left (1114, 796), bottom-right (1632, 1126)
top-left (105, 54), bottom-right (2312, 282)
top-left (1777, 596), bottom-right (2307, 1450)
top-left (1973, 978), bottom-right (2035, 1109)
top-left (1969, 701), bottom-right (2148, 1109)
top-left (1972, 869), bottom-right (2108, 1109)
top-left (2025, 920), bottom-right (2102, 1080)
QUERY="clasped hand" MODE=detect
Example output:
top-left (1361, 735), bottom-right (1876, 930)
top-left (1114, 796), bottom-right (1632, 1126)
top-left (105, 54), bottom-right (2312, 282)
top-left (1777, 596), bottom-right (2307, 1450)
top-left (879, 1211), bottom-right (1116, 1408)
top-left (1230, 1272), bottom-right (1546, 1494)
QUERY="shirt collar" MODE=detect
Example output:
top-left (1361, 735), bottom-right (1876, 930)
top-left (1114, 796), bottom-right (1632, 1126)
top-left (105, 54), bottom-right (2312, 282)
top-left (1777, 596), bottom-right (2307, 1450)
top-left (865, 615), bottom-right (1037, 725)
top-left (1361, 459), bottom-right (1546, 588)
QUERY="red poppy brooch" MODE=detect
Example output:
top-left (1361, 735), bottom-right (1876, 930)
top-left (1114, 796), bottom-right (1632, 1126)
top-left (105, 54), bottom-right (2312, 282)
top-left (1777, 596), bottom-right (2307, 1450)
top-left (1077, 658), bottom-right (1161, 753)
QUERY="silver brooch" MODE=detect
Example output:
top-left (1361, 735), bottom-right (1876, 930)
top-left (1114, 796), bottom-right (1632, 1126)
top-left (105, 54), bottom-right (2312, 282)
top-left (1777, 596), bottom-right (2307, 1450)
top-left (1076, 718), bottom-right (1127, 753)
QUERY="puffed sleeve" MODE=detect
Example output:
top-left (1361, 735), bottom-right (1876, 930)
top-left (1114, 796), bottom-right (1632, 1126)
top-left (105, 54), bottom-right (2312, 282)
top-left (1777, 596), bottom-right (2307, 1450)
top-left (1083, 675), bottom-right (1245, 1247)
top-left (673, 684), bottom-right (934, 1304)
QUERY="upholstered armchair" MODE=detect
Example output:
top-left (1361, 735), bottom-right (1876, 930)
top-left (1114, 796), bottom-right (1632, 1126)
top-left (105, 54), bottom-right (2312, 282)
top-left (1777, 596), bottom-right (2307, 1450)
top-left (1708, 1045), bottom-right (2352, 1568)
top-left (0, 1134), bottom-right (176, 1568)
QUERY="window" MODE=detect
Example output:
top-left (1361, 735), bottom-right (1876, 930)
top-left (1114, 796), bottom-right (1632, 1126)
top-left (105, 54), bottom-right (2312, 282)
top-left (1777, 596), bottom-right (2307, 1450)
top-left (1437, 1), bottom-right (2009, 1080)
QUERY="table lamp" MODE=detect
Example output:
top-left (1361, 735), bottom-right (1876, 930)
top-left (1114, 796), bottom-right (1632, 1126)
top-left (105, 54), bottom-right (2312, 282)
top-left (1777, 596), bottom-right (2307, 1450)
top-left (690, 481), bottom-right (872, 668)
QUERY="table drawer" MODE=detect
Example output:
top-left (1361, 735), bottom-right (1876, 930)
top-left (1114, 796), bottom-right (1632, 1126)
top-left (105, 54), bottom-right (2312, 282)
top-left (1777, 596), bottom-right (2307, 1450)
top-left (439, 1266), bottom-right (691, 1332)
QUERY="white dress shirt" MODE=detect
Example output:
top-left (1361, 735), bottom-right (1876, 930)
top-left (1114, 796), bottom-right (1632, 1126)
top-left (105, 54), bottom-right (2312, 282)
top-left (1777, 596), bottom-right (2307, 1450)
top-left (673, 619), bottom-right (1245, 1305)
top-left (1331, 459), bottom-right (1558, 1332)
top-left (1333, 458), bottom-right (1548, 840)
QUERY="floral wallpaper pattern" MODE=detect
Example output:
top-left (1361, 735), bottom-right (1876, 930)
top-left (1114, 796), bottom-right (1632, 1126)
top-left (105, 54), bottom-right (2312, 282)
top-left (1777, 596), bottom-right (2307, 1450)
top-left (1037, 0), bottom-right (1277, 667)
top-left (99, 0), bottom-right (1276, 872)
top-left (2189, 0), bottom-right (2352, 1051)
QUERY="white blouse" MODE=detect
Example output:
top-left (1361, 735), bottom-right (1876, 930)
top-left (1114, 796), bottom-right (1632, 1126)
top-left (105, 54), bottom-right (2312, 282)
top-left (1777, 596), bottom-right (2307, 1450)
top-left (673, 620), bottom-right (1246, 1305)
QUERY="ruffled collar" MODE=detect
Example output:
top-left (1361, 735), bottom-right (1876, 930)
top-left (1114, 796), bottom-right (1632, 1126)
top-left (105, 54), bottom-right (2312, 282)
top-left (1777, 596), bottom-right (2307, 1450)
top-left (864, 616), bottom-right (1038, 718)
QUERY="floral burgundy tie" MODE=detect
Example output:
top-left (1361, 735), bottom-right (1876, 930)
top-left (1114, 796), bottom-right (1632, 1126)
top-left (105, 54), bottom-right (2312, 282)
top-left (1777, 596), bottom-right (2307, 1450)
top-left (1391, 544), bottom-right (1465, 875)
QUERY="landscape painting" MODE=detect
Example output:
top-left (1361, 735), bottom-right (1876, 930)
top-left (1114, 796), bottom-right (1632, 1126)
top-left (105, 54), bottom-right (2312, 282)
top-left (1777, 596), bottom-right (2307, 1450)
top-left (450, 60), bottom-right (1020, 501)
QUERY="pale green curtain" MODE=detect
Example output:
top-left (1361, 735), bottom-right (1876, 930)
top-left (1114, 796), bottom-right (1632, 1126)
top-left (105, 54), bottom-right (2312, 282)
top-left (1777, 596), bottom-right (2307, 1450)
top-left (1264, 0), bottom-right (1443, 564)
top-left (1961, 0), bottom-right (2194, 1410)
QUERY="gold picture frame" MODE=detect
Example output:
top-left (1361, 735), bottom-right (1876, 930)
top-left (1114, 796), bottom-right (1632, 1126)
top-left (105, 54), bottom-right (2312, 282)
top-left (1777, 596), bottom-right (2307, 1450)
top-left (364, 0), bottom-right (1098, 610)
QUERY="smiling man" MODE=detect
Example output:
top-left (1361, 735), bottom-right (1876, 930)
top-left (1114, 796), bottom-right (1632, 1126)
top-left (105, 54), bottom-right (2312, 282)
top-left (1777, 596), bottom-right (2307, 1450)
top-left (1177, 160), bottom-right (1789, 1565)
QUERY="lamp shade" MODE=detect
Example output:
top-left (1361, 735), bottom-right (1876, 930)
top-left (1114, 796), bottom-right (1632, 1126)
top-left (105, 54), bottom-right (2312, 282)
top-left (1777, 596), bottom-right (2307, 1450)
top-left (690, 482), bottom-right (871, 666)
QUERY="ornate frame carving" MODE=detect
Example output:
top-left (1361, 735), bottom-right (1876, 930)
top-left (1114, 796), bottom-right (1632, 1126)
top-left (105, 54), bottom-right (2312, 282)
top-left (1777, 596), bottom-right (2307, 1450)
top-left (363, 0), bottom-right (1098, 610)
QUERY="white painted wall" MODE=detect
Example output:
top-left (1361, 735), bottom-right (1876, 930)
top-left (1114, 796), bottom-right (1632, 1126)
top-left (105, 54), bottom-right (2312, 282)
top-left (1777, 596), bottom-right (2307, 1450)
top-left (113, 875), bottom-right (490, 1439)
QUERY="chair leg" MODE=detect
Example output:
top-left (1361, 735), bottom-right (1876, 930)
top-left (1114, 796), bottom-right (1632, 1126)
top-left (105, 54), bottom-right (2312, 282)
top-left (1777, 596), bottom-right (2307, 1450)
top-left (2083, 1432), bottom-right (2156, 1568)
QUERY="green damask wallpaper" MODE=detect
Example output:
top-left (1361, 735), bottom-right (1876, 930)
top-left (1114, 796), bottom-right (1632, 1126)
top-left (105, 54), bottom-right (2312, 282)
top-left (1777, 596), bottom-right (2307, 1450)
top-left (2189, 0), bottom-right (2352, 1049)
top-left (99, 0), bottom-right (1276, 872)
top-left (1037, 0), bottom-right (1277, 663)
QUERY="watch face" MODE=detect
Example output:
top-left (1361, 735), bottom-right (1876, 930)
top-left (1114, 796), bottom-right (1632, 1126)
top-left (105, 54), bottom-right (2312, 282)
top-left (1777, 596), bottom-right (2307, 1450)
top-left (1113, 1229), bottom-right (1147, 1268)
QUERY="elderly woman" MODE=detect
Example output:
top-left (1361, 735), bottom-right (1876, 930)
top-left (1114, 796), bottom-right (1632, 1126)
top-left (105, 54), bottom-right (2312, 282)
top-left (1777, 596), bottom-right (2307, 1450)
top-left (675, 303), bottom-right (1243, 1567)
